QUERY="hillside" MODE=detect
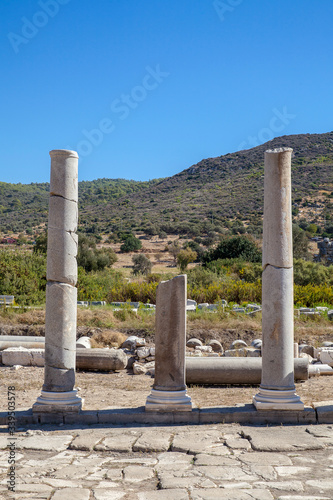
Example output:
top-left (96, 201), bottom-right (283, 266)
top-left (0, 132), bottom-right (333, 238)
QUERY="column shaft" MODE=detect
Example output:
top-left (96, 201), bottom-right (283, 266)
top-left (34, 150), bottom-right (82, 411)
top-left (253, 147), bottom-right (304, 411)
top-left (146, 275), bottom-right (192, 411)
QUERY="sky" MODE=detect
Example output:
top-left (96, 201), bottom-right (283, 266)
top-left (1, 0), bottom-right (333, 184)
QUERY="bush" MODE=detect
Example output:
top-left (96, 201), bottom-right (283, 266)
top-left (77, 267), bottom-right (123, 301)
top-left (120, 235), bottom-right (142, 252)
top-left (177, 248), bottom-right (197, 272)
top-left (293, 224), bottom-right (310, 259)
top-left (132, 254), bottom-right (152, 275)
top-left (293, 259), bottom-right (333, 287)
top-left (202, 236), bottom-right (261, 264)
top-left (0, 250), bottom-right (46, 305)
top-left (33, 232), bottom-right (47, 254)
top-left (78, 235), bottom-right (117, 271)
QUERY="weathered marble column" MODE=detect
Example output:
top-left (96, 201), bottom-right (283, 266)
top-left (253, 147), bottom-right (304, 410)
top-left (34, 150), bottom-right (82, 411)
top-left (146, 275), bottom-right (192, 411)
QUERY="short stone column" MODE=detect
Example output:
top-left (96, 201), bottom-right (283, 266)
top-left (253, 147), bottom-right (304, 410)
top-left (33, 150), bottom-right (82, 412)
top-left (146, 275), bottom-right (192, 411)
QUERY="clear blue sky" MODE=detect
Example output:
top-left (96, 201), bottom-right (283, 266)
top-left (1, 0), bottom-right (333, 183)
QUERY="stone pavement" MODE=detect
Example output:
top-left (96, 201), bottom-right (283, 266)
top-left (0, 422), bottom-right (333, 499)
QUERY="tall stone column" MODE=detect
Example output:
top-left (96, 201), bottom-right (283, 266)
top-left (146, 275), bottom-right (192, 411)
top-left (253, 147), bottom-right (304, 410)
top-left (34, 150), bottom-right (82, 411)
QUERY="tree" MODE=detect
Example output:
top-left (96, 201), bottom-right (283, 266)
top-left (166, 240), bottom-right (181, 264)
top-left (132, 254), bottom-right (152, 275)
top-left (202, 236), bottom-right (261, 264)
top-left (120, 235), bottom-right (142, 252)
top-left (292, 224), bottom-right (310, 260)
top-left (177, 248), bottom-right (197, 272)
top-left (77, 235), bottom-right (117, 271)
top-left (33, 232), bottom-right (47, 254)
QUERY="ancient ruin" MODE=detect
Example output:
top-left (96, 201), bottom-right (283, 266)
top-left (145, 275), bottom-right (192, 411)
top-left (33, 150), bottom-right (82, 412)
top-left (253, 148), bottom-right (304, 410)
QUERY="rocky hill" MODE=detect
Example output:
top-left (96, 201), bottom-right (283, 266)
top-left (0, 132), bottom-right (332, 238)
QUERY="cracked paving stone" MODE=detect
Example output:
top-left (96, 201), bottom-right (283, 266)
top-left (53, 463), bottom-right (98, 479)
top-left (94, 431), bottom-right (142, 452)
top-left (93, 491), bottom-right (127, 500)
top-left (105, 468), bottom-right (123, 481)
top-left (225, 436), bottom-right (252, 450)
top-left (111, 457), bottom-right (158, 466)
top-left (0, 451), bottom-right (24, 466)
top-left (72, 454), bottom-right (110, 467)
top-left (12, 483), bottom-right (54, 494)
top-left (254, 481), bottom-right (304, 492)
top-left (241, 427), bottom-right (325, 452)
top-left (159, 476), bottom-right (216, 489)
top-left (275, 466), bottom-right (311, 476)
top-left (190, 489), bottom-right (274, 499)
top-left (306, 425), bottom-right (333, 438)
top-left (41, 478), bottom-right (83, 488)
top-left (195, 465), bottom-right (257, 482)
top-left (16, 434), bottom-right (74, 452)
top-left (69, 431), bottom-right (105, 451)
top-left (51, 487), bottom-right (91, 500)
top-left (249, 465), bottom-right (277, 481)
top-left (171, 430), bottom-right (226, 454)
top-left (137, 490), bottom-right (190, 499)
top-left (195, 454), bottom-right (240, 467)
top-left (239, 452), bottom-right (293, 466)
top-left (94, 480), bottom-right (121, 488)
top-left (123, 465), bottom-right (155, 483)
top-left (133, 430), bottom-right (171, 452)
top-left (277, 496), bottom-right (331, 500)
top-left (306, 479), bottom-right (333, 489)
top-left (157, 451), bottom-right (194, 465)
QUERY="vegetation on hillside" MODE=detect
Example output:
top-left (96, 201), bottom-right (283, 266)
top-left (1, 132), bottom-right (333, 239)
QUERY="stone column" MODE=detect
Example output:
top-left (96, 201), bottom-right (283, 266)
top-left (253, 147), bottom-right (304, 410)
top-left (34, 150), bottom-right (82, 412)
top-left (146, 275), bottom-right (192, 411)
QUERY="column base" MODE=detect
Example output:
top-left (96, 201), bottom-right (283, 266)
top-left (145, 389), bottom-right (192, 412)
top-left (253, 388), bottom-right (304, 411)
top-left (33, 389), bottom-right (83, 413)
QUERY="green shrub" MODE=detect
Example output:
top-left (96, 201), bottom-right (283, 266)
top-left (203, 236), bottom-right (261, 264)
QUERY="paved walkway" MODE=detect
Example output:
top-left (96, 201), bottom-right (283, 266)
top-left (0, 422), bottom-right (333, 499)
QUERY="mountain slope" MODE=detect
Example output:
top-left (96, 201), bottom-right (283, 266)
top-left (0, 132), bottom-right (332, 237)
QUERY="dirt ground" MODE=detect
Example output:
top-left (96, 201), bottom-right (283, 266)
top-left (1, 361), bottom-right (332, 413)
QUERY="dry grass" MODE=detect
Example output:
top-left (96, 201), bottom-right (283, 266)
top-left (90, 330), bottom-right (127, 348)
top-left (77, 308), bottom-right (116, 328)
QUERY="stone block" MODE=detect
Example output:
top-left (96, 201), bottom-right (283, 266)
top-left (47, 228), bottom-right (78, 285)
top-left (319, 349), bottom-right (333, 366)
top-left (262, 147), bottom-right (293, 268)
top-left (260, 265), bottom-right (295, 389)
top-left (313, 400), bottom-right (333, 424)
top-left (153, 275), bottom-right (187, 391)
top-left (44, 282), bottom-right (77, 370)
top-left (49, 149), bottom-right (78, 201)
top-left (48, 196), bottom-right (78, 232)
top-left (2, 347), bottom-right (45, 366)
top-left (76, 336), bottom-right (91, 349)
top-left (43, 365), bottom-right (75, 392)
